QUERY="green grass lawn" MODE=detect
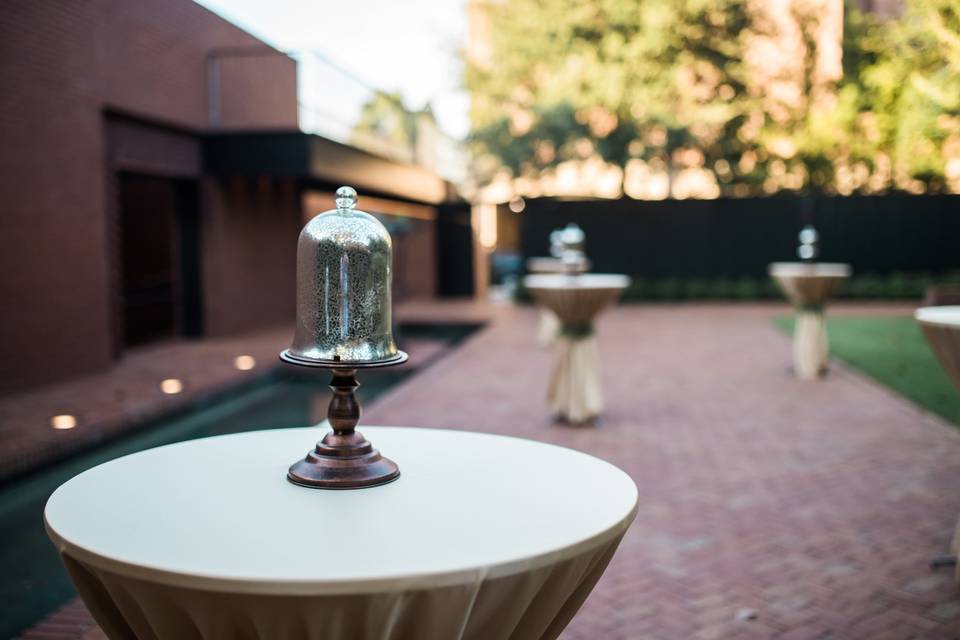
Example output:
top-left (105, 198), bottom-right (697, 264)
top-left (774, 315), bottom-right (960, 426)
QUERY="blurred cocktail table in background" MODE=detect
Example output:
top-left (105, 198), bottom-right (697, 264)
top-left (770, 262), bottom-right (851, 379)
top-left (916, 305), bottom-right (960, 580)
top-left (524, 274), bottom-right (629, 424)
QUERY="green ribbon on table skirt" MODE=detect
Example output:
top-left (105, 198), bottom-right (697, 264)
top-left (795, 303), bottom-right (825, 313)
top-left (559, 323), bottom-right (595, 339)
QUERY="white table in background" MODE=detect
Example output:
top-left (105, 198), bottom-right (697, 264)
top-left (45, 426), bottom-right (637, 640)
top-left (916, 306), bottom-right (960, 391)
top-left (916, 306), bottom-right (960, 580)
top-left (769, 262), bottom-right (851, 379)
top-left (523, 274), bottom-right (630, 424)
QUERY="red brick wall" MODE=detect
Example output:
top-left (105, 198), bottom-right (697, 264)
top-left (201, 177), bottom-right (301, 336)
top-left (0, 0), bottom-right (297, 393)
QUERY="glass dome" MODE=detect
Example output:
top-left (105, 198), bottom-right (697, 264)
top-left (284, 186), bottom-right (401, 365)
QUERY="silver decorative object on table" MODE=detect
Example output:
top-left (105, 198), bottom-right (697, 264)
top-left (281, 186), bottom-right (407, 489)
top-left (558, 223), bottom-right (588, 274)
top-left (283, 186), bottom-right (403, 366)
top-left (549, 228), bottom-right (564, 258)
top-left (558, 222), bottom-right (585, 255)
top-left (533, 223), bottom-right (591, 275)
top-left (798, 225), bottom-right (819, 262)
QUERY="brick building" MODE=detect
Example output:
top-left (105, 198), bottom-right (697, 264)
top-left (0, 0), bottom-right (470, 394)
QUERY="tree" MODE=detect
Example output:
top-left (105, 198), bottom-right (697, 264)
top-left (464, 0), bottom-right (960, 197)
top-left (350, 91), bottom-right (418, 162)
top-left (466, 0), bottom-right (758, 195)
top-left (857, 0), bottom-right (960, 193)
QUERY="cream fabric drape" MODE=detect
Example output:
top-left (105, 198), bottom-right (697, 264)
top-left (793, 310), bottom-right (829, 380)
top-left (537, 310), bottom-right (561, 347)
top-left (59, 532), bottom-right (626, 640)
top-left (547, 335), bottom-right (603, 423)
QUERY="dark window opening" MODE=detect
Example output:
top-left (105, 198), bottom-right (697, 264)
top-left (118, 173), bottom-right (202, 348)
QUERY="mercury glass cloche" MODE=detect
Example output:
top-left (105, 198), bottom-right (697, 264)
top-left (282, 186), bottom-right (402, 366)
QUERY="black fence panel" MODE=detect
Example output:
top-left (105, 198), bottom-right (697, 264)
top-left (436, 203), bottom-right (475, 297)
top-left (520, 195), bottom-right (960, 278)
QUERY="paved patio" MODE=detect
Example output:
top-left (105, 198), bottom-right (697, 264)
top-left (21, 302), bottom-right (960, 639)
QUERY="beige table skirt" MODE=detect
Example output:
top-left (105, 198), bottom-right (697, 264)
top-left (547, 335), bottom-right (603, 423)
top-left (793, 310), bottom-right (829, 380)
top-left (537, 309), bottom-right (561, 347)
top-left (60, 533), bottom-right (625, 640)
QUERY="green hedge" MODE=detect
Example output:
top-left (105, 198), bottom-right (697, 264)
top-left (514, 272), bottom-right (960, 303)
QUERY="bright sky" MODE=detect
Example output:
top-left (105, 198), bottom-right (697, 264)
top-left (194, 0), bottom-right (471, 140)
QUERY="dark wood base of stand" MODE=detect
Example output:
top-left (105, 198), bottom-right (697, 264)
top-left (281, 354), bottom-right (406, 490)
top-left (288, 430), bottom-right (400, 489)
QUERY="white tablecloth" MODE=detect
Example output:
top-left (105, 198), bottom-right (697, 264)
top-left (46, 427), bottom-right (638, 640)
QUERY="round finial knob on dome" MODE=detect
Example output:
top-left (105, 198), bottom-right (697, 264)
top-left (336, 186), bottom-right (358, 210)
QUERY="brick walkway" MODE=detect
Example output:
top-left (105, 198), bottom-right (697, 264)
top-left (365, 303), bottom-right (960, 639)
top-left (21, 303), bottom-right (960, 639)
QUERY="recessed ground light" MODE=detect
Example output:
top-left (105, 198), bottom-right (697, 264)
top-left (160, 378), bottom-right (183, 395)
top-left (234, 355), bottom-right (256, 371)
top-left (50, 414), bottom-right (77, 430)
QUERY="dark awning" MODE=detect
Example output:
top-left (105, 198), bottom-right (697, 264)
top-left (204, 131), bottom-right (452, 205)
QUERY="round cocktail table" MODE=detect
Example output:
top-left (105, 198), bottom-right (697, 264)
top-left (523, 274), bottom-right (630, 424)
top-left (916, 306), bottom-right (960, 579)
top-left (45, 426), bottom-right (637, 640)
top-left (769, 262), bottom-right (851, 379)
top-left (916, 306), bottom-right (960, 391)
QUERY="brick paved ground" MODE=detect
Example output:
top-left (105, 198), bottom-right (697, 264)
top-left (365, 303), bottom-right (960, 639)
top-left (20, 302), bottom-right (960, 639)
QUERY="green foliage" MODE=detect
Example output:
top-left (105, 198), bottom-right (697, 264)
top-left (466, 0), bottom-right (960, 195)
top-left (857, 0), bottom-right (960, 191)
top-left (352, 91), bottom-right (417, 147)
top-left (467, 0), bottom-right (758, 190)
